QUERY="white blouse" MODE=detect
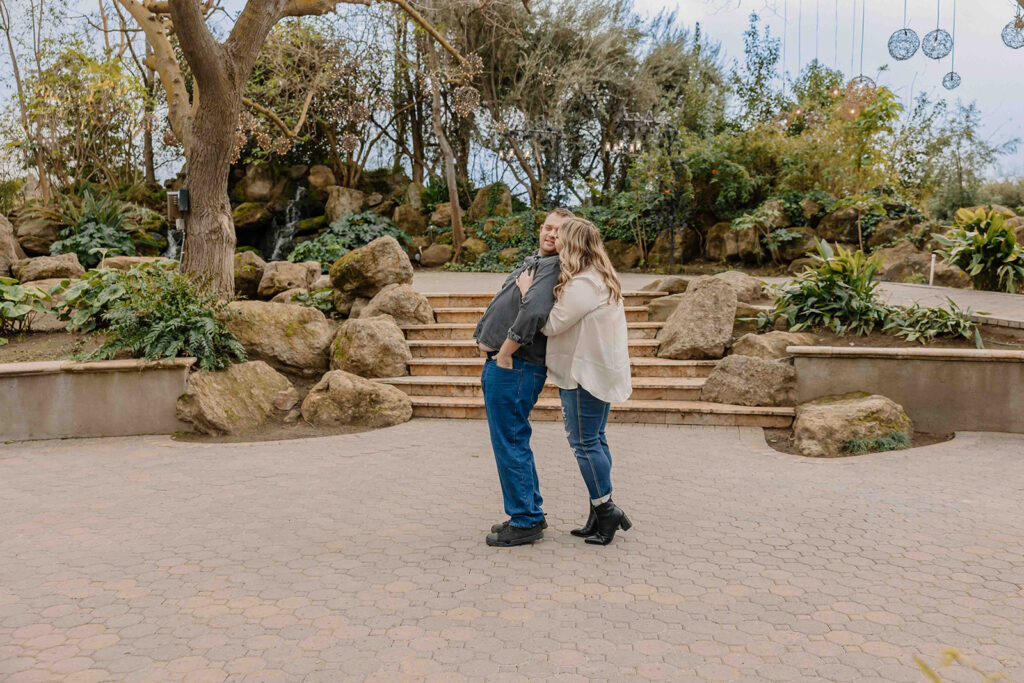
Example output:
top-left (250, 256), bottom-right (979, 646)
top-left (541, 268), bottom-right (632, 404)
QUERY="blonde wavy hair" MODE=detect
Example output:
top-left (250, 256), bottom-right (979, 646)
top-left (553, 217), bottom-right (623, 303)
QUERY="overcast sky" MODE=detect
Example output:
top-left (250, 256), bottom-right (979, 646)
top-left (637, 0), bottom-right (1024, 176)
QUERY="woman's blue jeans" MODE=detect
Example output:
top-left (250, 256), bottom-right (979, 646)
top-left (559, 385), bottom-right (613, 502)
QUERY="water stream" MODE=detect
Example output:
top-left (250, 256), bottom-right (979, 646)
top-left (267, 186), bottom-right (306, 261)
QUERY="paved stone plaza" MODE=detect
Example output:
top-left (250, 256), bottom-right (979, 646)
top-left (2, 422), bottom-right (1023, 682)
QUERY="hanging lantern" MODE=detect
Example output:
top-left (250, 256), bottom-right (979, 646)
top-left (840, 104), bottom-right (862, 121)
top-left (942, 72), bottom-right (962, 89)
top-left (922, 28), bottom-right (953, 58)
top-left (844, 75), bottom-right (877, 109)
top-left (804, 110), bottom-right (827, 129)
top-left (888, 28), bottom-right (920, 60)
top-left (1002, 15), bottom-right (1024, 48)
top-left (773, 111), bottom-right (792, 129)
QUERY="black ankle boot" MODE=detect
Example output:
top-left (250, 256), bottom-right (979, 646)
top-left (570, 504), bottom-right (598, 537)
top-left (584, 501), bottom-right (632, 546)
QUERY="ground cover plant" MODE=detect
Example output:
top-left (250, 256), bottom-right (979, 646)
top-left (0, 278), bottom-right (50, 345)
top-left (935, 207), bottom-right (1024, 293)
top-left (289, 212), bottom-right (408, 272)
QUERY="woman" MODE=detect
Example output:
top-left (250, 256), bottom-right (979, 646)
top-left (517, 217), bottom-right (633, 545)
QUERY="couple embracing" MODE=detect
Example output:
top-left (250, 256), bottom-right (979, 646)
top-left (473, 209), bottom-right (633, 548)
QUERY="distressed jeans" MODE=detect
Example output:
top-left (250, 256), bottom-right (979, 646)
top-left (559, 385), bottom-right (613, 501)
top-left (481, 357), bottom-right (547, 528)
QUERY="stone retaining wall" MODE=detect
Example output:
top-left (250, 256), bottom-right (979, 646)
top-left (788, 346), bottom-right (1024, 434)
top-left (0, 358), bottom-right (193, 442)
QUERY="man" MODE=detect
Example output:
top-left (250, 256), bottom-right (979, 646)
top-left (474, 207), bottom-right (574, 547)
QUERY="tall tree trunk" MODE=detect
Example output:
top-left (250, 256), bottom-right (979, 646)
top-left (179, 92), bottom-right (238, 294)
top-left (429, 45), bottom-right (463, 261)
top-left (142, 39), bottom-right (156, 184)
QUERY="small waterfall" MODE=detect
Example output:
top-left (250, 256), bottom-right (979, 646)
top-left (164, 218), bottom-right (185, 260)
top-left (268, 186), bottom-right (306, 261)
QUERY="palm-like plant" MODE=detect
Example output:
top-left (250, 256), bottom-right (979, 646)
top-left (934, 207), bottom-right (1024, 293)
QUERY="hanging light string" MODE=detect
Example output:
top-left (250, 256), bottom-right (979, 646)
top-left (815, 0), bottom-right (820, 63)
top-left (950, 2), bottom-right (955, 70)
top-left (798, 0), bottom-right (803, 74)
top-left (783, 0), bottom-right (788, 81)
top-left (850, 0), bottom-right (857, 76)
top-left (859, 0), bottom-right (867, 76)
top-left (834, 0), bottom-right (839, 67)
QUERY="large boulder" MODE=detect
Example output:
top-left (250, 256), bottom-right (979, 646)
top-left (430, 202), bottom-right (453, 227)
top-left (234, 251), bottom-right (267, 299)
top-left (360, 283), bottom-right (434, 325)
top-left (461, 237), bottom-right (489, 262)
top-left (468, 184), bottom-right (512, 222)
top-left (777, 227), bottom-right (818, 262)
top-left (874, 241), bottom-right (919, 273)
top-left (325, 186), bottom-right (365, 221)
top-left (175, 361), bottom-right (296, 435)
top-left (232, 202), bottom-right (272, 232)
top-left (604, 240), bottom-right (642, 270)
top-left (656, 279), bottom-right (737, 359)
top-left (330, 235), bottom-right (414, 298)
top-left (405, 182), bottom-right (425, 210)
top-left (295, 215), bottom-right (328, 236)
top-left (647, 292), bottom-right (686, 323)
top-left (699, 354), bottom-right (796, 407)
top-left (392, 203), bottom-right (428, 236)
top-left (817, 206), bottom-right (862, 243)
top-left (731, 331), bottom-right (817, 360)
top-left (759, 200), bottom-right (792, 230)
top-left (418, 243), bottom-right (453, 268)
top-left (648, 228), bottom-right (700, 267)
top-left (307, 165), bottom-right (336, 192)
top-left (223, 301), bottom-right (335, 376)
top-left (330, 314), bottom-right (411, 378)
top-left (0, 214), bottom-right (26, 277)
top-left (498, 247), bottom-right (521, 266)
top-left (794, 393), bottom-right (913, 458)
top-left (270, 287), bottom-right (306, 304)
top-left (301, 370), bottom-right (413, 428)
top-left (705, 222), bottom-right (739, 261)
top-left (99, 255), bottom-right (170, 271)
top-left (879, 245), bottom-right (972, 288)
top-left (16, 218), bottom-right (59, 255)
top-left (257, 260), bottom-right (319, 298)
top-left (641, 276), bottom-right (688, 295)
top-left (800, 197), bottom-right (824, 225)
top-left (689, 271), bottom-right (766, 303)
top-left (12, 253), bottom-right (85, 283)
top-left (867, 216), bottom-right (919, 250)
top-left (237, 164), bottom-right (285, 203)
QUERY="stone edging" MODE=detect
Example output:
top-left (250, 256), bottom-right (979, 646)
top-left (0, 357), bottom-right (196, 378)
top-left (786, 346), bottom-right (1024, 362)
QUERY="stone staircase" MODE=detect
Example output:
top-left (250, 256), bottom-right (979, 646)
top-left (375, 292), bottom-right (794, 427)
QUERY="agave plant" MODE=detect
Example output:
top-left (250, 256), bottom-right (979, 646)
top-left (934, 207), bottom-right (1024, 293)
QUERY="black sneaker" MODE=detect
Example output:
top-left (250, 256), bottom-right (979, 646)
top-left (485, 521), bottom-right (545, 547)
top-left (490, 516), bottom-right (547, 534)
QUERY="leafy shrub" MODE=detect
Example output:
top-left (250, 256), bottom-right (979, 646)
top-left (0, 178), bottom-right (24, 215)
top-left (580, 191), bottom-right (654, 245)
top-left (758, 241), bottom-right (891, 335)
top-left (884, 298), bottom-right (982, 347)
top-left (420, 175), bottom-right (474, 215)
top-left (291, 288), bottom-right (336, 317)
top-left (935, 207), bottom-right (1024, 292)
top-left (288, 212), bottom-right (408, 272)
top-left (0, 278), bottom-right (51, 345)
top-left (288, 235), bottom-right (350, 270)
top-left (50, 266), bottom-right (135, 333)
top-left (50, 191), bottom-right (135, 268)
top-left (75, 264), bottom-right (245, 371)
top-left (843, 432), bottom-right (910, 455)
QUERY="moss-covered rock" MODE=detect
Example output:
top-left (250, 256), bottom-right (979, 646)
top-left (232, 202), bottom-right (272, 231)
top-left (296, 215), bottom-right (328, 235)
top-left (793, 393), bottom-right (913, 457)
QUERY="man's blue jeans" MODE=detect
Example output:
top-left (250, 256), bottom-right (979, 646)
top-left (559, 385), bottom-right (613, 502)
top-left (481, 357), bottom-right (547, 528)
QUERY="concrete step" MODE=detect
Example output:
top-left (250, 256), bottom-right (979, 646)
top-left (408, 339), bottom-right (660, 359)
top-left (378, 375), bottom-right (704, 401)
top-left (426, 291), bottom-right (666, 308)
top-left (402, 321), bottom-right (664, 341)
top-left (407, 395), bottom-right (794, 427)
top-left (434, 306), bottom-right (650, 324)
top-left (407, 357), bottom-right (718, 378)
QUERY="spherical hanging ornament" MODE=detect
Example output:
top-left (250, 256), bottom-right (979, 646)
top-left (1002, 16), bottom-right (1024, 49)
top-left (804, 110), bottom-right (827, 129)
top-left (888, 28), bottom-right (920, 60)
top-left (844, 75), bottom-right (877, 109)
top-left (922, 28), bottom-right (953, 59)
top-left (942, 71), bottom-right (962, 89)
